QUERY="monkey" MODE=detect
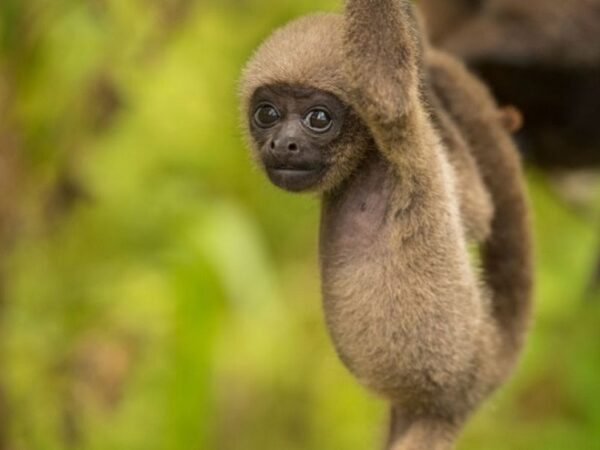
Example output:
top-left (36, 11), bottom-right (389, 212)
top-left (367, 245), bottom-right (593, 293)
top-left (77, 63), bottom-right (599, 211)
top-left (240, 1), bottom-right (533, 448)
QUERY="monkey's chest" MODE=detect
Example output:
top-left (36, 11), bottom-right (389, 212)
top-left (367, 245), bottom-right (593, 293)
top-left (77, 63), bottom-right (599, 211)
top-left (320, 155), bottom-right (396, 255)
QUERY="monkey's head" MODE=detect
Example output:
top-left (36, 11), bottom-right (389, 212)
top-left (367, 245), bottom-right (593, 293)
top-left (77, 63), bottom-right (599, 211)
top-left (246, 83), bottom-right (370, 192)
top-left (240, 14), bottom-right (371, 193)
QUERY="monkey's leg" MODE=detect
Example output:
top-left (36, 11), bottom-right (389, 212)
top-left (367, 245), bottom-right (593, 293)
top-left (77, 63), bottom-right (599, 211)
top-left (385, 407), bottom-right (461, 450)
top-left (428, 93), bottom-right (494, 242)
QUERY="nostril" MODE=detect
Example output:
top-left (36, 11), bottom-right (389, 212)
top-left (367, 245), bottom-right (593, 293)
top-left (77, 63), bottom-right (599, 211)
top-left (288, 142), bottom-right (298, 152)
top-left (270, 140), bottom-right (275, 150)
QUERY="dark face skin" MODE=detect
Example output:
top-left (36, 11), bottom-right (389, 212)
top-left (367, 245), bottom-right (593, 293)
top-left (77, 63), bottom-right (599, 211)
top-left (249, 84), bottom-right (348, 192)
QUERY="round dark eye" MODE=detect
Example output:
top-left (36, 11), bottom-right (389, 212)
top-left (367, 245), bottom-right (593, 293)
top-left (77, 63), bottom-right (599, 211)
top-left (304, 109), bottom-right (333, 132)
top-left (254, 104), bottom-right (280, 128)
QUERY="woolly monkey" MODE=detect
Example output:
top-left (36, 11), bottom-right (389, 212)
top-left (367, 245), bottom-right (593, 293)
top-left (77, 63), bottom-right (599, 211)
top-left (240, 1), bottom-right (533, 448)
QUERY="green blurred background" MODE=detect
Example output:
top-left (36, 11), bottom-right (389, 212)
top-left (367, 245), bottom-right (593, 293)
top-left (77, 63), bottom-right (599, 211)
top-left (0, 1), bottom-right (599, 449)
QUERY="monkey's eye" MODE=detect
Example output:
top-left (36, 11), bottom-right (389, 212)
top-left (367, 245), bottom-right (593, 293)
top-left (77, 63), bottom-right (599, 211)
top-left (253, 104), bottom-right (281, 128)
top-left (304, 109), bottom-right (333, 133)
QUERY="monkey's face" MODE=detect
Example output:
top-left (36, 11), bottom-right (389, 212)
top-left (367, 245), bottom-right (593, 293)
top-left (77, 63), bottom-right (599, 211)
top-left (248, 84), bottom-right (368, 193)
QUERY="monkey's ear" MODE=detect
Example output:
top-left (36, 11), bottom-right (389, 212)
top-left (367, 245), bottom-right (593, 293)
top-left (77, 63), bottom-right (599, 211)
top-left (498, 105), bottom-right (523, 134)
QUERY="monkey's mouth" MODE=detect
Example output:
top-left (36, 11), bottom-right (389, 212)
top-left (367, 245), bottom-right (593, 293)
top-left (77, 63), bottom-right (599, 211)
top-left (265, 163), bottom-right (326, 192)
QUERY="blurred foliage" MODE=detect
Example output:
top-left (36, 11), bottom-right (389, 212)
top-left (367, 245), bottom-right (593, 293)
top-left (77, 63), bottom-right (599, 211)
top-left (0, 1), bottom-right (599, 449)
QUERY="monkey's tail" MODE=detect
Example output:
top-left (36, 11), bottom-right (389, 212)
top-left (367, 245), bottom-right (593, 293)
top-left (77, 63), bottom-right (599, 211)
top-left (478, 126), bottom-right (533, 364)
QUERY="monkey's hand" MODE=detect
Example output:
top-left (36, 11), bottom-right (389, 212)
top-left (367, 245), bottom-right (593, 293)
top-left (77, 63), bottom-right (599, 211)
top-left (344, 0), bottom-right (421, 126)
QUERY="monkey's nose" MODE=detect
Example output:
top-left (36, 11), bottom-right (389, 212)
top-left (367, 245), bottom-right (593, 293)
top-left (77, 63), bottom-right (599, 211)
top-left (271, 138), bottom-right (300, 154)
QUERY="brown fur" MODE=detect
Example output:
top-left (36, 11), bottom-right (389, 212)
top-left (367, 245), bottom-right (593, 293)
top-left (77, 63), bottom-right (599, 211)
top-left (240, 2), bottom-right (533, 448)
